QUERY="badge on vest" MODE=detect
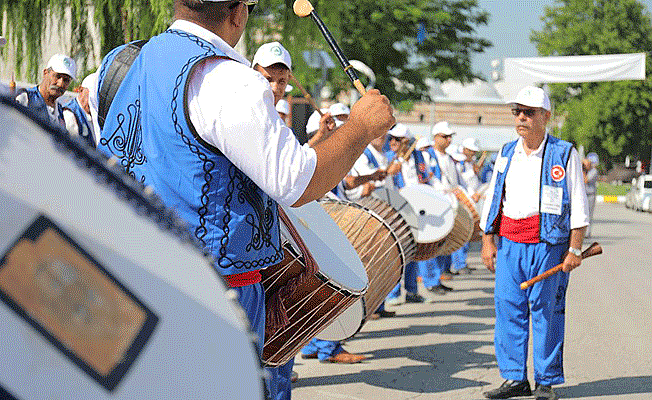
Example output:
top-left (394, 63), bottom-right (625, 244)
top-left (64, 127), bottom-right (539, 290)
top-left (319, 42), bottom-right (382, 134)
top-left (541, 185), bottom-right (563, 215)
top-left (551, 165), bottom-right (565, 182)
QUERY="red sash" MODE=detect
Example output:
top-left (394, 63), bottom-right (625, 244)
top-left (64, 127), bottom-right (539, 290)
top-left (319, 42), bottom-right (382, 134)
top-left (499, 214), bottom-right (540, 243)
top-left (223, 270), bottom-right (262, 288)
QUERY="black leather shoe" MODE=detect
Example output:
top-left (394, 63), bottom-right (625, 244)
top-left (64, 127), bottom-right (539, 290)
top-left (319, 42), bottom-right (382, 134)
top-left (483, 379), bottom-right (532, 399)
top-left (533, 383), bottom-right (559, 400)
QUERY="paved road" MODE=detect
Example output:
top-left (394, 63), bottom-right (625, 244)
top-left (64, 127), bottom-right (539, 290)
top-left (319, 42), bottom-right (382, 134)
top-left (291, 203), bottom-right (652, 399)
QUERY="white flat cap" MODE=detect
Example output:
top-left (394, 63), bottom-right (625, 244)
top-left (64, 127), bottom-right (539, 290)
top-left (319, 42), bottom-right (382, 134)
top-left (414, 136), bottom-right (431, 150)
top-left (252, 41), bottom-right (292, 70)
top-left (508, 86), bottom-right (551, 111)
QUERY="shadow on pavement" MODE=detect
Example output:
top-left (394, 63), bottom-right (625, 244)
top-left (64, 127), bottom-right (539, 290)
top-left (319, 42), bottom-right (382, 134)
top-left (353, 322), bottom-right (494, 340)
top-left (390, 307), bottom-right (495, 320)
top-left (557, 375), bottom-right (652, 398)
top-left (294, 340), bottom-right (495, 394)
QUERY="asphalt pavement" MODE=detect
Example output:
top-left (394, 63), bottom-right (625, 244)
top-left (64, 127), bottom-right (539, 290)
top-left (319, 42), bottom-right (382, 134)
top-left (291, 203), bottom-right (652, 400)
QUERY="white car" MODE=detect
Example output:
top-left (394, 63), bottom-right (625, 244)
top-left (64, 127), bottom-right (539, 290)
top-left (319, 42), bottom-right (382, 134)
top-left (625, 175), bottom-right (652, 211)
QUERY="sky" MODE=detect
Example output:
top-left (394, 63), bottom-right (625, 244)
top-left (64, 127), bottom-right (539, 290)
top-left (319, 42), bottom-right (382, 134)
top-left (471, 0), bottom-right (652, 79)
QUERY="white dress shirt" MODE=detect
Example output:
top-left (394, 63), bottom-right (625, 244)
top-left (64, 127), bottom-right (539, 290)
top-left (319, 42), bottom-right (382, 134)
top-left (89, 20), bottom-right (317, 207)
top-left (457, 160), bottom-right (481, 192)
top-left (480, 135), bottom-right (589, 231)
top-left (16, 91), bottom-right (64, 126)
top-left (344, 145), bottom-right (388, 200)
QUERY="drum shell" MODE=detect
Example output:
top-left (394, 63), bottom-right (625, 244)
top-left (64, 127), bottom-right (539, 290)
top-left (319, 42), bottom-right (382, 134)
top-left (452, 187), bottom-right (482, 241)
top-left (432, 204), bottom-right (475, 256)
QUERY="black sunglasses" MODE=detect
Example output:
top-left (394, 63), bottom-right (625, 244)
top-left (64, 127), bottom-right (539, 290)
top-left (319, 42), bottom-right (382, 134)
top-left (511, 108), bottom-right (538, 117)
top-left (388, 135), bottom-right (402, 141)
top-left (229, 0), bottom-right (257, 13)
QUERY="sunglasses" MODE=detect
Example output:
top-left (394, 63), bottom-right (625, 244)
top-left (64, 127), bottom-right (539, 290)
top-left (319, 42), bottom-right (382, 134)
top-left (388, 136), bottom-right (402, 141)
top-left (511, 108), bottom-right (538, 117)
top-left (229, 0), bottom-right (257, 13)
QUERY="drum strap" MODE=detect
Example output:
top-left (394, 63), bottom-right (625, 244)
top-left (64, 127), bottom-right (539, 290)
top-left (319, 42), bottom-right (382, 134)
top-left (266, 206), bottom-right (318, 335)
top-left (98, 40), bottom-right (148, 130)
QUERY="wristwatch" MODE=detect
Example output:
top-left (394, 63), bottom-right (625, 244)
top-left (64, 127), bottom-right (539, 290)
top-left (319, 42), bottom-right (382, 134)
top-left (568, 247), bottom-right (582, 257)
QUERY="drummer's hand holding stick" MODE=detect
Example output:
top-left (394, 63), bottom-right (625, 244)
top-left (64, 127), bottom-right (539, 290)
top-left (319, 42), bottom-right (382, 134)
top-left (307, 112), bottom-right (337, 147)
top-left (520, 239), bottom-right (602, 290)
top-left (473, 151), bottom-right (487, 175)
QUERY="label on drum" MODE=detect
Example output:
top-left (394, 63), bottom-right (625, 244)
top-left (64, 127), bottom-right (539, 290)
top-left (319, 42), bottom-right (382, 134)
top-left (0, 215), bottom-right (158, 391)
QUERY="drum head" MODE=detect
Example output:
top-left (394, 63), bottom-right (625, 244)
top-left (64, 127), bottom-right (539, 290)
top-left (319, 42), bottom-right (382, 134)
top-left (315, 298), bottom-right (364, 341)
top-left (0, 97), bottom-right (264, 399)
top-left (399, 184), bottom-right (457, 243)
top-left (371, 187), bottom-right (418, 236)
top-left (281, 202), bottom-right (367, 294)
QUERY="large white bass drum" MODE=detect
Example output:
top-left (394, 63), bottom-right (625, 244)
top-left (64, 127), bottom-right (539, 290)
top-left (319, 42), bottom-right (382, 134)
top-left (0, 97), bottom-right (265, 399)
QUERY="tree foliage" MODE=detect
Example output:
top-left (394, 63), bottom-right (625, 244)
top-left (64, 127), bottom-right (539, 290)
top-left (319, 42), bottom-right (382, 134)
top-left (2, 0), bottom-right (490, 105)
top-left (531, 0), bottom-right (652, 165)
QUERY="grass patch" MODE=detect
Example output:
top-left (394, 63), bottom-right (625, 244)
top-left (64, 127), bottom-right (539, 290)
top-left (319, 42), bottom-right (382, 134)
top-left (597, 182), bottom-right (630, 196)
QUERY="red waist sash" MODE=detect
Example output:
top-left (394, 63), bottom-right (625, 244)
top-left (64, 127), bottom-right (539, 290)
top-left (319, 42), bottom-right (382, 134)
top-left (499, 214), bottom-right (540, 243)
top-left (223, 270), bottom-right (262, 288)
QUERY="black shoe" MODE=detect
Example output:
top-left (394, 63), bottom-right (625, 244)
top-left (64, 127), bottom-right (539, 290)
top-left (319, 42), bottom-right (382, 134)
top-left (377, 309), bottom-right (396, 318)
top-left (404, 292), bottom-right (425, 303)
top-left (483, 380), bottom-right (532, 399)
top-left (457, 266), bottom-right (475, 274)
top-left (533, 383), bottom-right (559, 400)
top-left (427, 285), bottom-right (447, 295)
top-left (438, 283), bottom-right (453, 291)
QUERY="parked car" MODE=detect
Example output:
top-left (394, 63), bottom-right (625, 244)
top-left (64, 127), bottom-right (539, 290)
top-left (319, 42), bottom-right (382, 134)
top-left (625, 175), bottom-right (652, 211)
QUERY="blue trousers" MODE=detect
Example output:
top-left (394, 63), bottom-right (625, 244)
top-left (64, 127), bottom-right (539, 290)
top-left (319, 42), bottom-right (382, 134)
top-left (387, 261), bottom-right (419, 299)
top-left (267, 358), bottom-right (294, 400)
top-left (301, 338), bottom-right (343, 361)
top-left (451, 243), bottom-right (469, 270)
top-left (494, 237), bottom-right (569, 386)
top-left (420, 255), bottom-right (450, 289)
top-left (233, 283), bottom-right (291, 400)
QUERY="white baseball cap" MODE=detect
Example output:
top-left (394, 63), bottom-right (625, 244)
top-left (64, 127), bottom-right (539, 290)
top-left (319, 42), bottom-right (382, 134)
top-left (46, 53), bottom-right (77, 79)
top-left (431, 121), bottom-right (454, 137)
top-left (276, 99), bottom-right (290, 115)
top-left (461, 137), bottom-right (480, 152)
top-left (508, 86), bottom-right (551, 111)
top-left (446, 144), bottom-right (466, 162)
top-left (252, 41), bottom-right (292, 70)
top-left (329, 103), bottom-right (350, 117)
top-left (388, 123), bottom-right (410, 138)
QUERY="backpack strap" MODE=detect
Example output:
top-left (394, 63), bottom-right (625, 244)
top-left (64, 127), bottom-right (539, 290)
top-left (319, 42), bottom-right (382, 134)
top-left (97, 40), bottom-right (148, 129)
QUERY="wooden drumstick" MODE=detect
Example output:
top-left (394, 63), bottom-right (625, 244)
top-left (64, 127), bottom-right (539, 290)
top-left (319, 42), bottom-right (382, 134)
top-left (289, 73), bottom-right (323, 116)
top-left (520, 242), bottom-right (603, 290)
top-left (293, 0), bottom-right (366, 95)
top-left (475, 151), bottom-right (487, 169)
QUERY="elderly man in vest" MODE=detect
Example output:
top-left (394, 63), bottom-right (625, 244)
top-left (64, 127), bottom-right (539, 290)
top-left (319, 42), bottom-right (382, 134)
top-left (16, 53), bottom-right (76, 126)
top-left (89, 1), bottom-right (394, 398)
top-left (480, 86), bottom-right (589, 400)
top-left (63, 73), bottom-right (97, 147)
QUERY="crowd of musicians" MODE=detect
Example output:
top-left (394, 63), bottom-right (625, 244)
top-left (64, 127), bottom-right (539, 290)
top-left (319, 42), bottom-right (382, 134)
top-left (6, 1), bottom-right (597, 399)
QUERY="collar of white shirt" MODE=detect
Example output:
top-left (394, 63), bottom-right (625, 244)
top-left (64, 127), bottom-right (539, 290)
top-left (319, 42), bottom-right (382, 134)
top-left (515, 133), bottom-right (548, 157)
top-left (169, 20), bottom-right (250, 67)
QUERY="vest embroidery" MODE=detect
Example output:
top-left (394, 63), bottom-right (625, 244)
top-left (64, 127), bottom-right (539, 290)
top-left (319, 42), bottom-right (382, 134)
top-left (99, 98), bottom-right (146, 181)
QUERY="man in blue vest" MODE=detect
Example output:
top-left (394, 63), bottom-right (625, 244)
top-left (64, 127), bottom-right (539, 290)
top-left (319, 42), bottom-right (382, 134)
top-left (63, 73), bottom-right (97, 147)
top-left (479, 86), bottom-right (589, 400)
top-left (90, 1), bottom-right (394, 398)
top-left (15, 53), bottom-right (76, 127)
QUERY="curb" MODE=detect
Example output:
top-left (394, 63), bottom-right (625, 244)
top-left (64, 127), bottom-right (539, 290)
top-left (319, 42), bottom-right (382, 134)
top-left (596, 195), bottom-right (625, 203)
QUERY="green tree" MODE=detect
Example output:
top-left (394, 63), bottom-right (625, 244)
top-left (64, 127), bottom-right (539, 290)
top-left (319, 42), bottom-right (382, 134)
top-left (246, 0), bottom-right (491, 104)
top-left (531, 0), bottom-right (652, 166)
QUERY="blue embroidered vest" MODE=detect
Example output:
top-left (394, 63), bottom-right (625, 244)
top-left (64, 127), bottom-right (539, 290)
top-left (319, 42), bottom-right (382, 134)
top-left (484, 135), bottom-right (574, 245)
top-left (96, 30), bottom-right (283, 275)
top-left (25, 86), bottom-right (65, 126)
top-left (426, 148), bottom-right (442, 180)
top-left (386, 149), bottom-right (430, 188)
top-left (64, 99), bottom-right (95, 147)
